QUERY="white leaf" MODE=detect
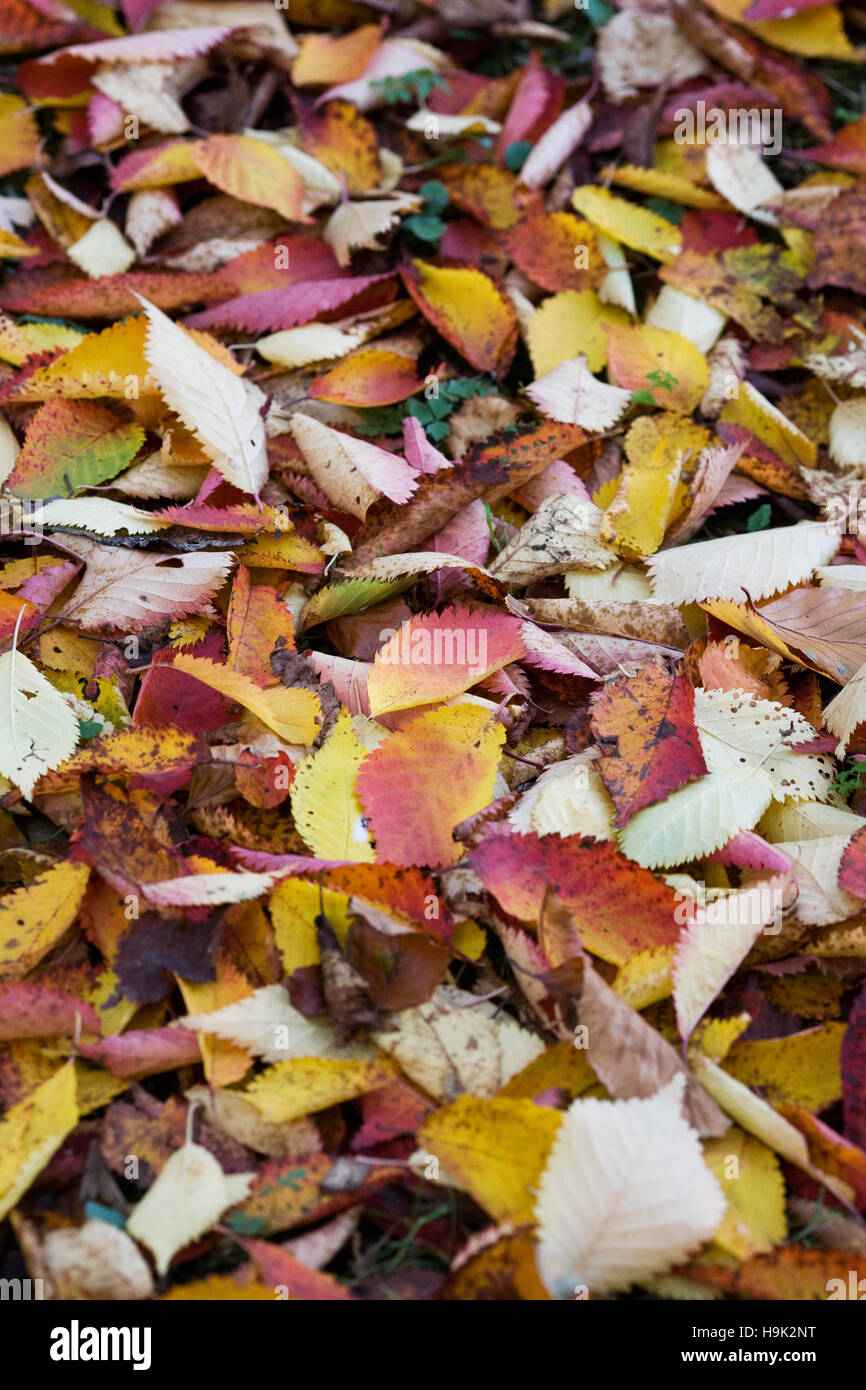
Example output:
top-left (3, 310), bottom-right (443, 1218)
top-left (535, 1075), bottom-right (726, 1298)
top-left (405, 110), bottom-right (500, 137)
top-left (325, 196), bottom-right (419, 267)
top-left (125, 189), bottom-right (182, 258)
top-left (646, 520), bottom-right (839, 605)
top-left (66, 220), bottom-right (136, 278)
top-left (290, 412), bottom-right (418, 518)
top-left (771, 836), bottom-right (861, 925)
top-left (598, 12), bottom-right (705, 104)
top-left (125, 1143), bottom-right (254, 1276)
top-left (373, 984), bottom-right (544, 1102)
top-left (705, 143), bottom-right (782, 225)
top-left (178, 985), bottom-right (373, 1064)
top-left (526, 354), bottom-right (632, 431)
top-left (519, 100), bottom-right (592, 190)
top-left (620, 688), bottom-right (836, 868)
top-left (61, 544), bottom-right (234, 632)
top-left (645, 285), bottom-right (725, 354)
top-left (597, 232), bottom-right (636, 314)
top-left (137, 293), bottom-right (268, 497)
top-left (143, 870), bottom-right (276, 907)
top-left (829, 397), bottom-right (866, 468)
top-left (0, 649), bottom-right (79, 799)
top-left (508, 753), bottom-right (615, 840)
top-left (257, 323), bottom-right (367, 370)
top-left (825, 657), bottom-right (866, 755)
top-left (674, 877), bottom-right (790, 1040)
top-left (34, 498), bottom-right (171, 535)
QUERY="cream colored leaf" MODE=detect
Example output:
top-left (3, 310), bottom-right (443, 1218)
top-left (373, 984), bottom-right (544, 1103)
top-left (770, 836), bottom-right (860, 926)
top-left (138, 293), bottom-right (268, 497)
top-left (256, 323), bottom-right (367, 370)
top-left (33, 498), bottom-right (171, 535)
top-left (646, 520), bottom-right (838, 604)
top-left (180, 986), bottom-right (374, 1068)
top-left (125, 189), bottom-right (182, 258)
top-left (645, 285), bottom-right (725, 354)
top-left (826, 657), bottom-right (866, 754)
top-left (405, 110), bottom-right (500, 137)
top-left (598, 232), bottom-right (636, 314)
top-left (705, 143), bottom-right (782, 225)
top-left (325, 196), bottom-right (419, 267)
top-left (290, 709), bottom-right (375, 862)
top-left (829, 397), bottom-right (866, 469)
top-left (508, 752), bottom-right (615, 840)
top-left (61, 544), bottom-right (233, 631)
top-left (92, 60), bottom-right (197, 134)
top-left (0, 649), bottom-right (79, 799)
top-left (143, 870), bottom-right (276, 907)
top-left (526, 354), bottom-right (632, 431)
top-left (41, 1220), bottom-right (154, 1300)
top-left (487, 494), bottom-right (616, 585)
top-left (67, 220), bottom-right (136, 278)
top-left (125, 1142), bottom-right (255, 1276)
top-left (620, 689), bottom-right (836, 868)
top-left (816, 564), bottom-right (866, 592)
top-left (535, 1076), bottom-right (726, 1298)
top-left (598, 11), bottom-right (705, 104)
top-left (674, 877), bottom-right (790, 1040)
top-left (290, 412), bottom-right (418, 519)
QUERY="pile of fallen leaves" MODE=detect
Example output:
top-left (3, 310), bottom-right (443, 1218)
top-left (3, 0), bottom-right (866, 1304)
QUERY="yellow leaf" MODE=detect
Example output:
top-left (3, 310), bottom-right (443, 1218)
top-left (290, 711), bottom-right (375, 862)
top-left (243, 1057), bottom-right (395, 1122)
top-left (527, 290), bottom-right (630, 376)
top-left (602, 415), bottom-right (709, 558)
top-left (604, 322), bottom-right (710, 413)
top-left (720, 381), bottom-right (817, 470)
top-left (0, 1063), bottom-right (78, 1221)
top-left (418, 1095), bottom-right (562, 1221)
top-left (572, 185), bottom-right (682, 263)
top-left (268, 878), bottom-right (352, 975)
top-left (170, 655), bottom-right (320, 743)
top-left (0, 861), bottom-right (90, 981)
top-left (601, 164), bottom-right (726, 210)
top-left (723, 1024), bottom-right (844, 1111)
top-left (613, 946), bottom-right (676, 1010)
top-left (703, 1129), bottom-right (786, 1259)
top-left (404, 259), bottom-right (517, 375)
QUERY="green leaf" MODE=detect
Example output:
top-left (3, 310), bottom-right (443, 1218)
top-left (747, 503), bottom-right (773, 532)
top-left (504, 141), bottom-right (533, 173)
top-left (427, 421), bottom-right (450, 442)
top-left (404, 214), bottom-right (447, 243)
top-left (419, 179), bottom-right (450, 213)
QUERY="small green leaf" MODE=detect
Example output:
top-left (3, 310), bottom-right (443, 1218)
top-left (404, 213), bottom-right (446, 243)
top-left (504, 141), bottom-right (533, 173)
top-left (419, 179), bottom-right (450, 213)
top-left (747, 503), bottom-right (773, 532)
